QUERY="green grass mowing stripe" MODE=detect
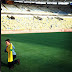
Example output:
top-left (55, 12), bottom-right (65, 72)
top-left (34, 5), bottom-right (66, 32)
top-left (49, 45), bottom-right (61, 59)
top-left (1, 32), bottom-right (72, 72)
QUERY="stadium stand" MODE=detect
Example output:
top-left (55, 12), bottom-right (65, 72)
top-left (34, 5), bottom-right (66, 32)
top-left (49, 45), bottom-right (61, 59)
top-left (1, 3), bottom-right (72, 14)
top-left (1, 14), bottom-right (72, 30)
top-left (1, 2), bottom-right (72, 32)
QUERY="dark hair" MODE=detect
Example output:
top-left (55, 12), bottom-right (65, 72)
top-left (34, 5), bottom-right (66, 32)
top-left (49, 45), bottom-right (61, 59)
top-left (5, 39), bottom-right (10, 42)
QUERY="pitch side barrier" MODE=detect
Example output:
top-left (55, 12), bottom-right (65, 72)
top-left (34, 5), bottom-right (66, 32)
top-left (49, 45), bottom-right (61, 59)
top-left (10, 0), bottom-right (72, 5)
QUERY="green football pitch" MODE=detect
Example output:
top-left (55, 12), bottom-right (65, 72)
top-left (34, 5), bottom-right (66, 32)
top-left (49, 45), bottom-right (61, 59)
top-left (1, 32), bottom-right (72, 72)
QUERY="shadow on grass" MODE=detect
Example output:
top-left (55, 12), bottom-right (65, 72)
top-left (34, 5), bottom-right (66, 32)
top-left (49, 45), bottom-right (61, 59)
top-left (2, 32), bottom-right (72, 51)
top-left (37, 61), bottom-right (72, 72)
top-left (1, 61), bottom-right (8, 67)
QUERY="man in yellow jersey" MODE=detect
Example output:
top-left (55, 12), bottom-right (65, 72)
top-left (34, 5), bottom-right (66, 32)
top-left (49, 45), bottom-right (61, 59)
top-left (5, 39), bottom-right (20, 69)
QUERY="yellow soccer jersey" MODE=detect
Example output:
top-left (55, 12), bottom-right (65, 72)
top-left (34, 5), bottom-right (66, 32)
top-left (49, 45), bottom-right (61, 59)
top-left (6, 43), bottom-right (13, 62)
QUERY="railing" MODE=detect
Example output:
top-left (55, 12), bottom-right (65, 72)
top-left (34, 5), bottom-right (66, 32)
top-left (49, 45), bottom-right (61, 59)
top-left (13, 0), bottom-right (72, 2)
top-left (2, 0), bottom-right (72, 5)
top-left (6, 0), bottom-right (72, 2)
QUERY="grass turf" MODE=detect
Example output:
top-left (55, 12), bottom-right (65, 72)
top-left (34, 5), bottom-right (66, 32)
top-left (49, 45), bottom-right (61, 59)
top-left (1, 32), bottom-right (72, 72)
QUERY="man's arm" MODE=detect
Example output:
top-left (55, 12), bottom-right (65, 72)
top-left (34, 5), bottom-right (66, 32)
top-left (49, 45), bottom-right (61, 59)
top-left (4, 46), bottom-right (8, 52)
top-left (5, 48), bottom-right (6, 52)
top-left (12, 44), bottom-right (15, 49)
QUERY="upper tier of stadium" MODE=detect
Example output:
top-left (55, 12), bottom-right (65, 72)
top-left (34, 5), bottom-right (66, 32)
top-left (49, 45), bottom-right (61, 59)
top-left (1, 3), bottom-right (72, 15)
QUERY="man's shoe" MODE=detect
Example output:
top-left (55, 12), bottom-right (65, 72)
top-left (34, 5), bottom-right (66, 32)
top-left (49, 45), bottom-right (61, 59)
top-left (17, 59), bottom-right (20, 65)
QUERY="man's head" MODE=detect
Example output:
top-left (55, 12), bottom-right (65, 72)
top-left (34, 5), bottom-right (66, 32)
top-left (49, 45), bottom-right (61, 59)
top-left (5, 39), bottom-right (10, 46)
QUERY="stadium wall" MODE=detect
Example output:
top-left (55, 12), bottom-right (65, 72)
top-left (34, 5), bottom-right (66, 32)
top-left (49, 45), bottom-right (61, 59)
top-left (1, 29), bottom-right (72, 34)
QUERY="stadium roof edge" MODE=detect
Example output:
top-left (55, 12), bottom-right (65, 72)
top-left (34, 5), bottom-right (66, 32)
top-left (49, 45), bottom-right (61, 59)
top-left (14, 1), bottom-right (72, 5)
